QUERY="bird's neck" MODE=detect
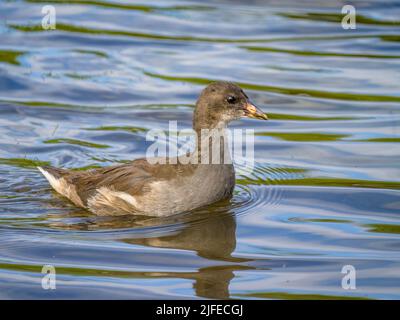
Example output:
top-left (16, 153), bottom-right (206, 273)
top-left (192, 122), bottom-right (231, 165)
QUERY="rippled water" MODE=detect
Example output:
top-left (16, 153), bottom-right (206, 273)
top-left (1, 0), bottom-right (400, 299)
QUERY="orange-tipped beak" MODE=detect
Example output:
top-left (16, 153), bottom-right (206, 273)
top-left (243, 102), bottom-right (268, 120)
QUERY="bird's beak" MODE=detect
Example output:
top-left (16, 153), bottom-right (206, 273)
top-left (243, 102), bottom-right (268, 120)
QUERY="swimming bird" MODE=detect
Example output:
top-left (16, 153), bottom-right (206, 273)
top-left (38, 82), bottom-right (268, 216)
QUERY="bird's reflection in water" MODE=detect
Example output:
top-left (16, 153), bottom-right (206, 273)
top-left (123, 211), bottom-right (253, 299)
top-left (44, 199), bottom-right (254, 299)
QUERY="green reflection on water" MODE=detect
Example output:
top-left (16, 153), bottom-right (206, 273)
top-left (242, 46), bottom-right (400, 59)
top-left (144, 72), bottom-right (400, 102)
top-left (280, 12), bottom-right (400, 26)
top-left (9, 22), bottom-right (400, 52)
top-left (0, 99), bottom-right (91, 109)
top-left (0, 50), bottom-right (24, 66)
top-left (74, 49), bottom-right (108, 58)
top-left (70, 164), bottom-right (103, 171)
top-left (293, 218), bottom-right (352, 223)
top-left (267, 113), bottom-right (355, 121)
top-left (256, 132), bottom-right (400, 143)
top-left (0, 262), bottom-right (160, 278)
top-left (44, 138), bottom-right (110, 149)
top-left (366, 224), bottom-right (400, 234)
top-left (238, 176), bottom-right (400, 190)
top-left (85, 126), bottom-right (147, 133)
top-left (25, 0), bottom-right (214, 12)
top-left (9, 23), bottom-right (255, 43)
top-left (0, 157), bottom-right (50, 168)
top-left (255, 132), bottom-right (348, 141)
top-left (356, 137), bottom-right (400, 143)
top-left (239, 292), bottom-right (370, 300)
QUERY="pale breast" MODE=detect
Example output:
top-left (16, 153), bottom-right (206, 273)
top-left (133, 164), bottom-right (235, 216)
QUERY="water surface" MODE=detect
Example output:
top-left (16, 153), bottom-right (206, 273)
top-left (0, 0), bottom-right (400, 299)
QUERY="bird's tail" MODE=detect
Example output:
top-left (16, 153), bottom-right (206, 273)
top-left (37, 166), bottom-right (69, 193)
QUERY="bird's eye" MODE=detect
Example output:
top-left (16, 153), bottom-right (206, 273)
top-left (226, 96), bottom-right (236, 104)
